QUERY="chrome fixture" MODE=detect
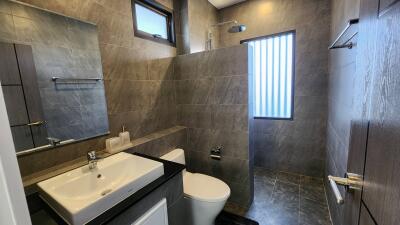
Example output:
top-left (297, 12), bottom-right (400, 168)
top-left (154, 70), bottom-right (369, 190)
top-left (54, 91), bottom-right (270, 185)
top-left (206, 20), bottom-right (247, 50)
top-left (47, 137), bottom-right (61, 146)
top-left (51, 77), bottom-right (103, 82)
top-left (329, 18), bottom-right (359, 50)
top-left (228, 24), bottom-right (246, 33)
top-left (16, 139), bottom-right (75, 157)
top-left (212, 20), bottom-right (247, 33)
top-left (26, 120), bottom-right (46, 126)
top-left (328, 173), bottom-right (363, 204)
top-left (210, 145), bottom-right (222, 160)
top-left (87, 151), bottom-right (102, 170)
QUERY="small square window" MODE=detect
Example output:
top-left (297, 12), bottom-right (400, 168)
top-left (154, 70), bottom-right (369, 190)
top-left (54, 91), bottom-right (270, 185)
top-left (132, 0), bottom-right (175, 46)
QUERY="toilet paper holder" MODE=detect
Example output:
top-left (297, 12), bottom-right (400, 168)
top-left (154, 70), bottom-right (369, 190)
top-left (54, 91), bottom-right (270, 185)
top-left (210, 146), bottom-right (222, 160)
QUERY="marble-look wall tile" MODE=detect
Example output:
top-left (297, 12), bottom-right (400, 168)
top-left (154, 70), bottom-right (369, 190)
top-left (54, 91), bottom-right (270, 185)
top-left (2, 0), bottom-right (179, 177)
top-left (219, 0), bottom-right (330, 178)
top-left (212, 75), bottom-right (248, 105)
top-left (0, 13), bottom-right (16, 41)
top-left (187, 128), bottom-right (249, 159)
top-left (0, 1), bottom-right (109, 145)
top-left (177, 104), bottom-right (213, 129)
top-left (148, 57), bottom-right (174, 81)
top-left (213, 105), bottom-right (248, 132)
top-left (175, 78), bottom-right (214, 104)
top-left (187, 0), bottom-right (219, 53)
top-left (126, 126), bottom-right (187, 158)
top-left (175, 45), bottom-right (252, 206)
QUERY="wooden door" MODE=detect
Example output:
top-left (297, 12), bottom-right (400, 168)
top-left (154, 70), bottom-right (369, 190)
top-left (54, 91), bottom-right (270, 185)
top-left (0, 42), bottom-right (48, 151)
top-left (343, 0), bottom-right (400, 225)
top-left (359, 0), bottom-right (400, 224)
top-left (14, 44), bottom-right (48, 147)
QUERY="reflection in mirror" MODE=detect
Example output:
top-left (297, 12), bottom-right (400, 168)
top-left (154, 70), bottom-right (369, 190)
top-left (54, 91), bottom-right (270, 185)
top-left (0, 0), bottom-right (109, 155)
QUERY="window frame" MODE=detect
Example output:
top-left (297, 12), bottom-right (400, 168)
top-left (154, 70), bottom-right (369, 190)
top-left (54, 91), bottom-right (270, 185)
top-left (132, 0), bottom-right (176, 46)
top-left (241, 30), bottom-right (296, 120)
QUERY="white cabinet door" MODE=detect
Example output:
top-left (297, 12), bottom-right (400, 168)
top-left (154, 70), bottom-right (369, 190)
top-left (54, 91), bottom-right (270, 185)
top-left (132, 198), bottom-right (168, 225)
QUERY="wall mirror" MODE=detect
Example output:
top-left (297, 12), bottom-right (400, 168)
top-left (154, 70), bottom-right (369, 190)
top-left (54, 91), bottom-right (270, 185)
top-left (0, 0), bottom-right (109, 156)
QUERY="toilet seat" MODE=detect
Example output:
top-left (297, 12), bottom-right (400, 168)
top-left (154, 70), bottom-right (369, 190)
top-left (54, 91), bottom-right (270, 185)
top-left (183, 172), bottom-right (230, 203)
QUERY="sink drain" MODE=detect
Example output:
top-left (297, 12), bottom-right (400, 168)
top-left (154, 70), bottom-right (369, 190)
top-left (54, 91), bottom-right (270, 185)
top-left (101, 189), bottom-right (112, 196)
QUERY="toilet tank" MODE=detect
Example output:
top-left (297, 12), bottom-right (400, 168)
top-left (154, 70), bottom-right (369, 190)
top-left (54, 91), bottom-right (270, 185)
top-left (160, 149), bottom-right (186, 165)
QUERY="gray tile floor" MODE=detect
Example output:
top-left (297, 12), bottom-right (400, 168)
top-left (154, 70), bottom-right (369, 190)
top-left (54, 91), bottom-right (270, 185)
top-left (225, 167), bottom-right (332, 225)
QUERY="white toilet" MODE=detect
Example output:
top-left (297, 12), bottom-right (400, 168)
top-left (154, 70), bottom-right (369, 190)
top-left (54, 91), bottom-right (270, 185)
top-left (161, 149), bottom-right (230, 225)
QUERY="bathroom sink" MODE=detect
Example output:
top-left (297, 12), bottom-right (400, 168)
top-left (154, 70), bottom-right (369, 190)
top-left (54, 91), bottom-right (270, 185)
top-left (37, 152), bottom-right (164, 225)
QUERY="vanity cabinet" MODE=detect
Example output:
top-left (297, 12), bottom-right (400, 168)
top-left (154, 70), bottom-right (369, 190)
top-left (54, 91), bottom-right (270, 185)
top-left (132, 198), bottom-right (169, 225)
top-left (105, 171), bottom-right (184, 225)
top-left (0, 42), bottom-right (47, 151)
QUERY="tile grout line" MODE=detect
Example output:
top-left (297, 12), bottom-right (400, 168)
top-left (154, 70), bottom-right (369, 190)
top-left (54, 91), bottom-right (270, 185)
top-left (298, 181), bottom-right (301, 225)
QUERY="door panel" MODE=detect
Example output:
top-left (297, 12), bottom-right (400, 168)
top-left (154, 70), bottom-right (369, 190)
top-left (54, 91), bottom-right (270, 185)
top-left (0, 42), bottom-right (20, 85)
top-left (2, 86), bottom-right (29, 126)
top-left (344, 121), bottom-right (369, 225)
top-left (359, 203), bottom-right (376, 225)
top-left (361, 1), bottom-right (400, 225)
top-left (11, 126), bottom-right (34, 152)
top-left (343, 0), bottom-right (379, 223)
top-left (15, 44), bottom-right (48, 146)
top-left (15, 44), bottom-right (44, 122)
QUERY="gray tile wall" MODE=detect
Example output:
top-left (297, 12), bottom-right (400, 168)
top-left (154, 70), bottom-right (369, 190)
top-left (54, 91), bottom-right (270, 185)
top-left (218, 0), bottom-right (331, 177)
top-left (174, 0), bottom-right (220, 55)
top-left (0, 0), bottom-right (109, 144)
top-left (326, 1), bottom-right (360, 225)
top-left (2, 0), bottom-right (179, 177)
top-left (187, 0), bottom-right (219, 53)
top-left (125, 126), bottom-right (187, 159)
top-left (174, 45), bottom-right (253, 206)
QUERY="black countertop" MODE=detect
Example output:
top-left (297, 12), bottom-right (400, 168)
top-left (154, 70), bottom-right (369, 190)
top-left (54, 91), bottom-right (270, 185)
top-left (31, 152), bottom-right (185, 225)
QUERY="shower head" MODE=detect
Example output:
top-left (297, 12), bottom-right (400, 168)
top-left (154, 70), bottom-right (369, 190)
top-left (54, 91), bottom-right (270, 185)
top-left (228, 24), bottom-right (246, 33)
top-left (211, 20), bottom-right (247, 33)
top-left (207, 20), bottom-right (246, 51)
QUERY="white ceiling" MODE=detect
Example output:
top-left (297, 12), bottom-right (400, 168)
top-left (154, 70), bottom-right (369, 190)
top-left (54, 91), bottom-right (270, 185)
top-left (208, 0), bottom-right (246, 9)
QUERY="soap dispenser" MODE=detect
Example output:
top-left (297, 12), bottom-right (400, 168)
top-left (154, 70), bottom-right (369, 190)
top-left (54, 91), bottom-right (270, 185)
top-left (119, 125), bottom-right (130, 146)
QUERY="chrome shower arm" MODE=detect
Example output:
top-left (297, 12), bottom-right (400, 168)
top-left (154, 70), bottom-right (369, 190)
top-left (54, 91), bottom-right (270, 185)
top-left (211, 20), bottom-right (238, 27)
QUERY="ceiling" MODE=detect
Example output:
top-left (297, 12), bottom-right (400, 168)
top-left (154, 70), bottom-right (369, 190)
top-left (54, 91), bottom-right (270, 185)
top-left (208, 0), bottom-right (246, 9)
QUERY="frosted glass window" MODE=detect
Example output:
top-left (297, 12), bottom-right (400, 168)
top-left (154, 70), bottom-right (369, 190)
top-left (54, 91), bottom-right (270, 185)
top-left (246, 31), bottom-right (295, 119)
top-left (135, 3), bottom-right (168, 39)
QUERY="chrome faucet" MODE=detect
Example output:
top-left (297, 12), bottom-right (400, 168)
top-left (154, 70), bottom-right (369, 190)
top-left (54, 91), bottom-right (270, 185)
top-left (87, 151), bottom-right (101, 170)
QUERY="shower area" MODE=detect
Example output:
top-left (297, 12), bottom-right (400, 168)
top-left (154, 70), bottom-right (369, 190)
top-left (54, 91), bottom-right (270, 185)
top-left (174, 0), bottom-right (332, 224)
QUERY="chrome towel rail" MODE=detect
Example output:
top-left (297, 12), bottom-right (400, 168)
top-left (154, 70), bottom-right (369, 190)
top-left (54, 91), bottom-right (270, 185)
top-left (329, 18), bottom-right (359, 50)
top-left (52, 77), bottom-right (103, 82)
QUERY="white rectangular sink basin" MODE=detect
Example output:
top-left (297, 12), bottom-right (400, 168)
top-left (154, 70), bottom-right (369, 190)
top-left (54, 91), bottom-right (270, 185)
top-left (37, 152), bottom-right (164, 225)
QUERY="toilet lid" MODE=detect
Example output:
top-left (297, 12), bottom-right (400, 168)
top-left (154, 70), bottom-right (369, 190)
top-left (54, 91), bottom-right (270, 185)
top-left (183, 173), bottom-right (231, 203)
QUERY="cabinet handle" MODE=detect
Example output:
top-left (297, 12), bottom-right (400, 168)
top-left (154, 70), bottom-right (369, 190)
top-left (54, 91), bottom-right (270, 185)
top-left (27, 121), bottom-right (45, 126)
